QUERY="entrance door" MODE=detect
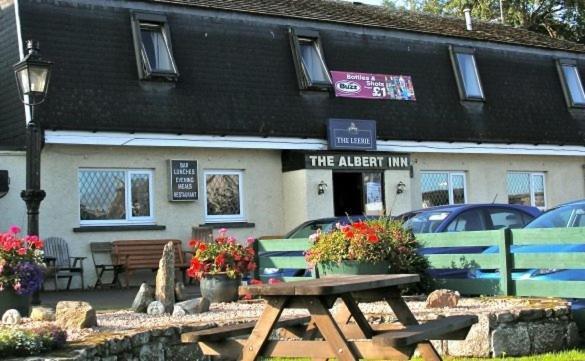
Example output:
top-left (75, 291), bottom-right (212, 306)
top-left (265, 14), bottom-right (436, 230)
top-left (333, 172), bottom-right (384, 216)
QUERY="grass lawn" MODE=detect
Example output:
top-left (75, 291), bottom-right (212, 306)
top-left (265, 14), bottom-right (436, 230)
top-left (266, 349), bottom-right (585, 360)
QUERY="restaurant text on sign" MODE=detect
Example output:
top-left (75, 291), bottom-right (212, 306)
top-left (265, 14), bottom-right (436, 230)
top-left (169, 160), bottom-right (198, 201)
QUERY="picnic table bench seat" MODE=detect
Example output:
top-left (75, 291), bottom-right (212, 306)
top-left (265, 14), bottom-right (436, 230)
top-left (373, 314), bottom-right (478, 347)
top-left (112, 239), bottom-right (191, 286)
top-left (181, 316), bottom-right (311, 343)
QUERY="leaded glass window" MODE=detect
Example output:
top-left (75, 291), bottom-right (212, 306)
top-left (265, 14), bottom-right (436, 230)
top-left (204, 170), bottom-right (244, 222)
top-left (79, 169), bottom-right (154, 225)
top-left (421, 171), bottom-right (466, 208)
top-left (507, 172), bottom-right (546, 210)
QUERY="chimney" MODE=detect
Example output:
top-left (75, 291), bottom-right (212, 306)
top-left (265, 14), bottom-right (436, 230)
top-left (463, 6), bottom-right (473, 31)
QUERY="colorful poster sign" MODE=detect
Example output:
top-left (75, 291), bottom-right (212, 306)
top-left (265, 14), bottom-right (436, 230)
top-left (331, 71), bottom-right (416, 101)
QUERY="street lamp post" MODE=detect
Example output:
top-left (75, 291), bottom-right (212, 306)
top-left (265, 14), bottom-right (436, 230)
top-left (13, 40), bottom-right (52, 238)
top-left (14, 40), bottom-right (52, 305)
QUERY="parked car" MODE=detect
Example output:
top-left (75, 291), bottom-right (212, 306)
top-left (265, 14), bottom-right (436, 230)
top-left (524, 199), bottom-right (585, 229)
top-left (400, 203), bottom-right (541, 235)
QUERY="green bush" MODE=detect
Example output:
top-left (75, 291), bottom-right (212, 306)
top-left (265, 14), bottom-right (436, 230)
top-left (0, 325), bottom-right (67, 356)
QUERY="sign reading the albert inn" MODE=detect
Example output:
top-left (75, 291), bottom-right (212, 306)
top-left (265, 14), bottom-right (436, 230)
top-left (305, 153), bottom-right (410, 170)
top-left (168, 160), bottom-right (198, 201)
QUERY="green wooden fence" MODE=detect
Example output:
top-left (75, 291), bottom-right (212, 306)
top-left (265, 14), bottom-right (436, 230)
top-left (417, 227), bottom-right (585, 298)
top-left (253, 238), bottom-right (315, 282)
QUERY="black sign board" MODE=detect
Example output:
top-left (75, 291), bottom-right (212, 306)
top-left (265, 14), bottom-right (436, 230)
top-left (282, 151), bottom-right (410, 172)
top-left (327, 118), bottom-right (376, 151)
top-left (168, 160), bottom-right (198, 201)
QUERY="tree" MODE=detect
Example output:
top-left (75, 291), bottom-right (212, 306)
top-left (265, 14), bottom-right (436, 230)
top-left (383, 0), bottom-right (585, 44)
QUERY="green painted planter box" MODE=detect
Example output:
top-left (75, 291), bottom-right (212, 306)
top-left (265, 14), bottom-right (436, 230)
top-left (0, 289), bottom-right (31, 317)
top-left (318, 260), bottom-right (390, 277)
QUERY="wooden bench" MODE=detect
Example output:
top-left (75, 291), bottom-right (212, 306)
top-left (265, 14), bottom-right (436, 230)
top-left (112, 239), bottom-right (191, 287)
top-left (373, 314), bottom-right (478, 347)
top-left (254, 238), bottom-right (317, 282)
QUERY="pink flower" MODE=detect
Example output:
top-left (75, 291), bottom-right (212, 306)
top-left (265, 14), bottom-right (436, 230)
top-left (8, 225), bottom-right (21, 234)
top-left (218, 228), bottom-right (228, 237)
top-left (227, 236), bottom-right (236, 245)
top-left (17, 248), bottom-right (26, 256)
top-left (13, 281), bottom-right (21, 292)
top-left (0, 284), bottom-right (4, 291)
top-left (246, 237), bottom-right (255, 246)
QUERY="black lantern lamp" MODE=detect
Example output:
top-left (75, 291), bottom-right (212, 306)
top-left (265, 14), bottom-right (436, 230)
top-left (13, 40), bottom-right (52, 239)
top-left (14, 40), bottom-right (52, 108)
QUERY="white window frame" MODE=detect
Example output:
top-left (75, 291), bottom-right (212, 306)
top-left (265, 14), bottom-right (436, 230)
top-left (130, 12), bottom-right (179, 81)
top-left (78, 168), bottom-right (155, 226)
top-left (421, 171), bottom-right (467, 206)
top-left (289, 28), bottom-right (332, 90)
top-left (557, 59), bottom-right (585, 108)
top-left (449, 46), bottom-right (485, 101)
top-left (507, 171), bottom-right (547, 210)
top-left (203, 170), bottom-right (245, 223)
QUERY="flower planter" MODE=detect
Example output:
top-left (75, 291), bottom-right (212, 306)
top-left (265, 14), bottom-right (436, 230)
top-left (200, 273), bottom-right (241, 303)
top-left (318, 260), bottom-right (390, 277)
top-left (0, 289), bottom-right (31, 317)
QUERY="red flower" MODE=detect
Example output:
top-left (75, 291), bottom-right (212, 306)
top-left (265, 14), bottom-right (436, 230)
top-left (215, 253), bottom-right (226, 267)
top-left (188, 239), bottom-right (199, 248)
top-left (198, 243), bottom-right (207, 251)
top-left (367, 234), bottom-right (379, 244)
top-left (249, 279), bottom-right (263, 285)
top-left (17, 248), bottom-right (26, 256)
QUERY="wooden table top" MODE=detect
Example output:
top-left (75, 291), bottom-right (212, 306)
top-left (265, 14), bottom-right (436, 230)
top-left (239, 274), bottom-right (420, 296)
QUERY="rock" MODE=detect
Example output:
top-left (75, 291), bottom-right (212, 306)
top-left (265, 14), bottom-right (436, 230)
top-left (425, 289), bottom-right (460, 308)
top-left (566, 321), bottom-right (581, 348)
top-left (55, 301), bottom-right (97, 329)
top-left (172, 305), bottom-right (186, 317)
top-left (132, 283), bottom-right (155, 313)
top-left (529, 322), bottom-right (565, 354)
top-left (496, 312), bottom-right (515, 323)
top-left (30, 306), bottom-right (55, 321)
top-left (147, 301), bottom-right (166, 316)
top-left (174, 297), bottom-right (210, 315)
top-left (2, 309), bottom-right (21, 325)
top-left (175, 282), bottom-right (187, 301)
top-left (492, 326), bottom-right (531, 357)
top-left (518, 309), bottom-right (544, 321)
top-left (155, 242), bottom-right (175, 314)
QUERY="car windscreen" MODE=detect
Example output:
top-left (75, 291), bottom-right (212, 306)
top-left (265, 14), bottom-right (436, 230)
top-left (403, 211), bottom-right (451, 234)
top-left (286, 221), bottom-right (337, 238)
top-left (525, 203), bottom-right (585, 228)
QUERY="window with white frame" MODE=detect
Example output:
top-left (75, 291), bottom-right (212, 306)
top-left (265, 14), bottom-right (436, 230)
top-left (507, 172), bottom-right (546, 209)
top-left (204, 170), bottom-right (245, 222)
top-left (131, 13), bottom-right (178, 80)
top-left (557, 59), bottom-right (585, 108)
top-left (78, 169), bottom-right (154, 225)
top-left (289, 28), bottom-right (331, 90)
top-left (449, 46), bottom-right (484, 101)
top-left (421, 171), bottom-right (466, 208)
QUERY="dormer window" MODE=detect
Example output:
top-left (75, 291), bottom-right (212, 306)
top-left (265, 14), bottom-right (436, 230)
top-left (557, 59), bottom-right (585, 108)
top-left (289, 29), bottom-right (331, 90)
top-left (450, 46), bottom-right (484, 101)
top-left (131, 13), bottom-right (178, 81)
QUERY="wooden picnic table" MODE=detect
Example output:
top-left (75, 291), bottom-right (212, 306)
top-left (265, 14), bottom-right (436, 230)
top-left (185, 274), bottom-right (477, 361)
top-left (237, 274), bottom-right (476, 361)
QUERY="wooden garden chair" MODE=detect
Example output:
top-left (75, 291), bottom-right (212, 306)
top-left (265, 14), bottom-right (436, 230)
top-left (90, 242), bottom-right (125, 289)
top-left (44, 237), bottom-right (86, 290)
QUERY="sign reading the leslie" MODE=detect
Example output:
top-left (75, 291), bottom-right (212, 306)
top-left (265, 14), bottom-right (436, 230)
top-left (169, 160), bottom-right (198, 201)
top-left (327, 119), bottom-right (376, 151)
top-left (305, 153), bottom-right (410, 170)
top-left (331, 71), bottom-right (416, 101)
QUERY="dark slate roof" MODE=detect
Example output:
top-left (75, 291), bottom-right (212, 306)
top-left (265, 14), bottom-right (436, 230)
top-left (148, 0), bottom-right (585, 53)
top-left (2, 0), bottom-right (584, 148)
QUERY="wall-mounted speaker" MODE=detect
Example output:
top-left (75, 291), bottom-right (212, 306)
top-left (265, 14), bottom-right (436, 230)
top-left (0, 170), bottom-right (9, 199)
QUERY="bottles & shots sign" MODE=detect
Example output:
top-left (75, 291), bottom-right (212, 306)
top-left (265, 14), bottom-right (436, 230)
top-left (331, 71), bottom-right (416, 101)
top-left (168, 160), bottom-right (198, 201)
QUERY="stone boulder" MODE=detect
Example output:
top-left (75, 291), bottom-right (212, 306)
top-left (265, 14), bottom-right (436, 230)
top-left (155, 242), bottom-right (175, 314)
top-left (425, 289), bottom-right (460, 308)
top-left (30, 306), bottom-right (55, 321)
top-left (56, 301), bottom-right (97, 329)
top-left (174, 297), bottom-right (210, 315)
top-left (175, 281), bottom-right (187, 302)
top-left (147, 301), bottom-right (166, 316)
top-left (132, 283), bottom-right (155, 313)
top-left (2, 309), bottom-right (21, 325)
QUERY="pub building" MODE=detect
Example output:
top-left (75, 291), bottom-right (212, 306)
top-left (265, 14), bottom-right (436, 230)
top-left (1, 0), bottom-right (585, 288)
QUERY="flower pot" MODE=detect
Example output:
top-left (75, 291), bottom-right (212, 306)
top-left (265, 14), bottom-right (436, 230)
top-left (318, 260), bottom-right (390, 277)
top-left (0, 289), bottom-right (31, 317)
top-left (200, 274), bottom-right (241, 303)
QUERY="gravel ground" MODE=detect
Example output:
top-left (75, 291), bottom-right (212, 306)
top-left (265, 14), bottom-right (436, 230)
top-left (14, 296), bottom-right (569, 343)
